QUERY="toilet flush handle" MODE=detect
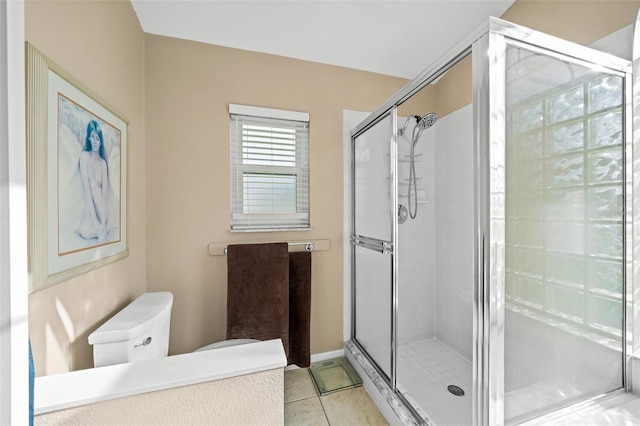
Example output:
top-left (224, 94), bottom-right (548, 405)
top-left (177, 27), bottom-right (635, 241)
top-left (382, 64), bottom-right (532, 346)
top-left (134, 337), bottom-right (152, 348)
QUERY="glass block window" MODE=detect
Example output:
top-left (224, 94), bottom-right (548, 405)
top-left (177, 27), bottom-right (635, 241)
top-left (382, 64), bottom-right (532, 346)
top-left (506, 62), bottom-right (625, 339)
top-left (229, 105), bottom-right (309, 231)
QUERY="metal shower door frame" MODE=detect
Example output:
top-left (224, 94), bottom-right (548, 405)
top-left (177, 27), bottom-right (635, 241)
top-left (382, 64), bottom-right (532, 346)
top-left (349, 34), bottom-right (479, 426)
top-left (348, 15), bottom-right (632, 426)
top-left (349, 108), bottom-right (397, 381)
top-left (475, 18), bottom-right (633, 426)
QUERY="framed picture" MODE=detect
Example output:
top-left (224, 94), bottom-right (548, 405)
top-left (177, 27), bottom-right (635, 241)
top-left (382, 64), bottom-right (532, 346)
top-left (26, 43), bottom-right (129, 293)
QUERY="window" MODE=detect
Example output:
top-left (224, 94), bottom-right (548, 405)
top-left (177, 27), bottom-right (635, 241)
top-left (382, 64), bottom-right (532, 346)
top-left (229, 104), bottom-right (309, 231)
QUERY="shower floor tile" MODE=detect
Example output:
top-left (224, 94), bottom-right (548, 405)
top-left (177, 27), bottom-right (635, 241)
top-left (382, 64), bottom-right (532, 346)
top-left (398, 338), bottom-right (472, 425)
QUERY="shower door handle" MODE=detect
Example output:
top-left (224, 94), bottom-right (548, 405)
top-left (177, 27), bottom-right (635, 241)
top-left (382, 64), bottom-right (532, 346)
top-left (351, 234), bottom-right (393, 255)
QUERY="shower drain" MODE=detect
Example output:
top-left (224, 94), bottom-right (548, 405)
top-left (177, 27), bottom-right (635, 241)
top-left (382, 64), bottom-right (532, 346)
top-left (447, 385), bottom-right (465, 397)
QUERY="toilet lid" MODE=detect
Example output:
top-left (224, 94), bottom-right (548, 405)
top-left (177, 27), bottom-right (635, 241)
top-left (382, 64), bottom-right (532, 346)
top-left (88, 292), bottom-right (173, 344)
top-left (195, 339), bottom-right (259, 352)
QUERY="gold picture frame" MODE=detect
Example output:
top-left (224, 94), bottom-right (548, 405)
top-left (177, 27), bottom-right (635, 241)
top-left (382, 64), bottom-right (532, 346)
top-left (26, 43), bottom-right (129, 293)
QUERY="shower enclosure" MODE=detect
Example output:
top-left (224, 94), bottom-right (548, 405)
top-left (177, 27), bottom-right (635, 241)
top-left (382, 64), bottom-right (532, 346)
top-left (346, 18), bottom-right (632, 425)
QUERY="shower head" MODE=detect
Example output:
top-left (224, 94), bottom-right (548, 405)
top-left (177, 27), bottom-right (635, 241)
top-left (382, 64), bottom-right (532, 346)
top-left (417, 113), bottom-right (438, 131)
top-left (411, 113), bottom-right (438, 146)
top-left (398, 113), bottom-right (438, 136)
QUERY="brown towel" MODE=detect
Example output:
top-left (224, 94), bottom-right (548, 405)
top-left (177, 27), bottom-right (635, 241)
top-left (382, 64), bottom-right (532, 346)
top-left (288, 251), bottom-right (312, 367)
top-left (226, 243), bottom-right (290, 357)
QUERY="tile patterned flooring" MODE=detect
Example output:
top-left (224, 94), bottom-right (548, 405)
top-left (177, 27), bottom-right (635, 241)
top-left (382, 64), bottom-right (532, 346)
top-left (284, 368), bottom-right (388, 425)
top-left (284, 348), bottom-right (640, 426)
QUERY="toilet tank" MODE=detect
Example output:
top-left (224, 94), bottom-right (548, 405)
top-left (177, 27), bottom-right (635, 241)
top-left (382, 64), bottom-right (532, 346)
top-left (88, 292), bottom-right (173, 368)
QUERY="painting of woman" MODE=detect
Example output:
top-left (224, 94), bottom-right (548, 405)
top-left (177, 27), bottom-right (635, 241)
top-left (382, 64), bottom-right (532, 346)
top-left (26, 53), bottom-right (128, 288)
top-left (78, 120), bottom-right (111, 242)
top-left (57, 95), bottom-right (121, 255)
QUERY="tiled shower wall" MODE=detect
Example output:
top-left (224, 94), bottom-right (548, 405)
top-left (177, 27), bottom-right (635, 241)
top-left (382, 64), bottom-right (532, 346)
top-left (397, 104), bottom-right (476, 358)
top-left (397, 119), bottom-right (436, 345)
top-left (434, 104), bottom-right (475, 360)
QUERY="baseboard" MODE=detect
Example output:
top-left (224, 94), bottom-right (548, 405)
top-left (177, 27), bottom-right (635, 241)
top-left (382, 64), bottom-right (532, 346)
top-left (311, 349), bottom-right (345, 363)
top-left (284, 348), bottom-right (346, 370)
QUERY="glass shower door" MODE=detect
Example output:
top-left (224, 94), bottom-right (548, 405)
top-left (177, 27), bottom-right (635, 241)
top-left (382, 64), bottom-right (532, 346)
top-left (477, 20), bottom-right (631, 425)
top-left (503, 43), bottom-right (628, 424)
top-left (352, 112), bottom-right (395, 379)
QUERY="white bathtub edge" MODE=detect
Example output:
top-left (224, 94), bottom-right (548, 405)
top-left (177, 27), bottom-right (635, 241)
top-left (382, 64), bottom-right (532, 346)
top-left (34, 339), bottom-right (287, 415)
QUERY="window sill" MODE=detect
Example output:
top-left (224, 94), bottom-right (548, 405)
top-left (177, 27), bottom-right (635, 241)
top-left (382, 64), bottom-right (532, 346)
top-left (229, 227), bottom-right (312, 233)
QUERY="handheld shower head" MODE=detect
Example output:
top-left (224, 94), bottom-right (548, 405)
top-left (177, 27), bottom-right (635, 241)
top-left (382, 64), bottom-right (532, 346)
top-left (417, 113), bottom-right (438, 131)
top-left (398, 112), bottom-right (438, 221)
top-left (413, 113), bottom-right (438, 146)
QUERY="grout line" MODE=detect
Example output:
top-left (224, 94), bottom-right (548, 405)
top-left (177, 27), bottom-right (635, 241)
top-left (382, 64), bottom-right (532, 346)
top-left (317, 394), bottom-right (332, 425)
top-left (307, 369), bottom-right (321, 397)
top-left (284, 394), bottom-right (320, 404)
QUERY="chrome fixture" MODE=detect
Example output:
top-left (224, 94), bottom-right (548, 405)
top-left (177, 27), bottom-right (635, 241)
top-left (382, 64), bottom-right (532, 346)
top-left (398, 204), bottom-right (408, 224)
top-left (398, 113), bottom-right (438, 219)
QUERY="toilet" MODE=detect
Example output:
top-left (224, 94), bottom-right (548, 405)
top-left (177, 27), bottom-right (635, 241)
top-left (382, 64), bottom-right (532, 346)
top-left (88, 292), bottom-right (257, 368)
top-left (194, 339), bottom-right (259, 352)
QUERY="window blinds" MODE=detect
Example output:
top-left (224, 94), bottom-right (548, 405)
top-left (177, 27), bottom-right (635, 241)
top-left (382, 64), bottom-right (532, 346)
top-left (229, 105), bottom-right (309, 230)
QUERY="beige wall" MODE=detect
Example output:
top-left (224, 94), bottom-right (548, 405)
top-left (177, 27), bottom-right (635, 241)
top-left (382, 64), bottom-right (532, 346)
top-left (144, 35), bottom-right (409, 355)
top-left (434, 55), bottom-right (473, 118)
top-left (502, 0), bottom-right (640, 44)
top-left (26, 0), bottom-right (146, 375)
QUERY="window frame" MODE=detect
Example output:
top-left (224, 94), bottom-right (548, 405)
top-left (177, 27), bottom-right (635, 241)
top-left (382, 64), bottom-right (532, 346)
top-left (229, 104), bottom-right (310, 232)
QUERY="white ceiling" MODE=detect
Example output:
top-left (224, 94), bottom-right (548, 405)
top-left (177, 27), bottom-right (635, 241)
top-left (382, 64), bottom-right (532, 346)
top-left (131, 0), bottom-right (516, 79)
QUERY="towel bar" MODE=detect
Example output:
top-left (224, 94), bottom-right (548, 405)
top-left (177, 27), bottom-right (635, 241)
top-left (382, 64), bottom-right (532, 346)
top-left (224, 242), bottom-right (312, 255)
top-left (208, 239), bottom-right (331, 256)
